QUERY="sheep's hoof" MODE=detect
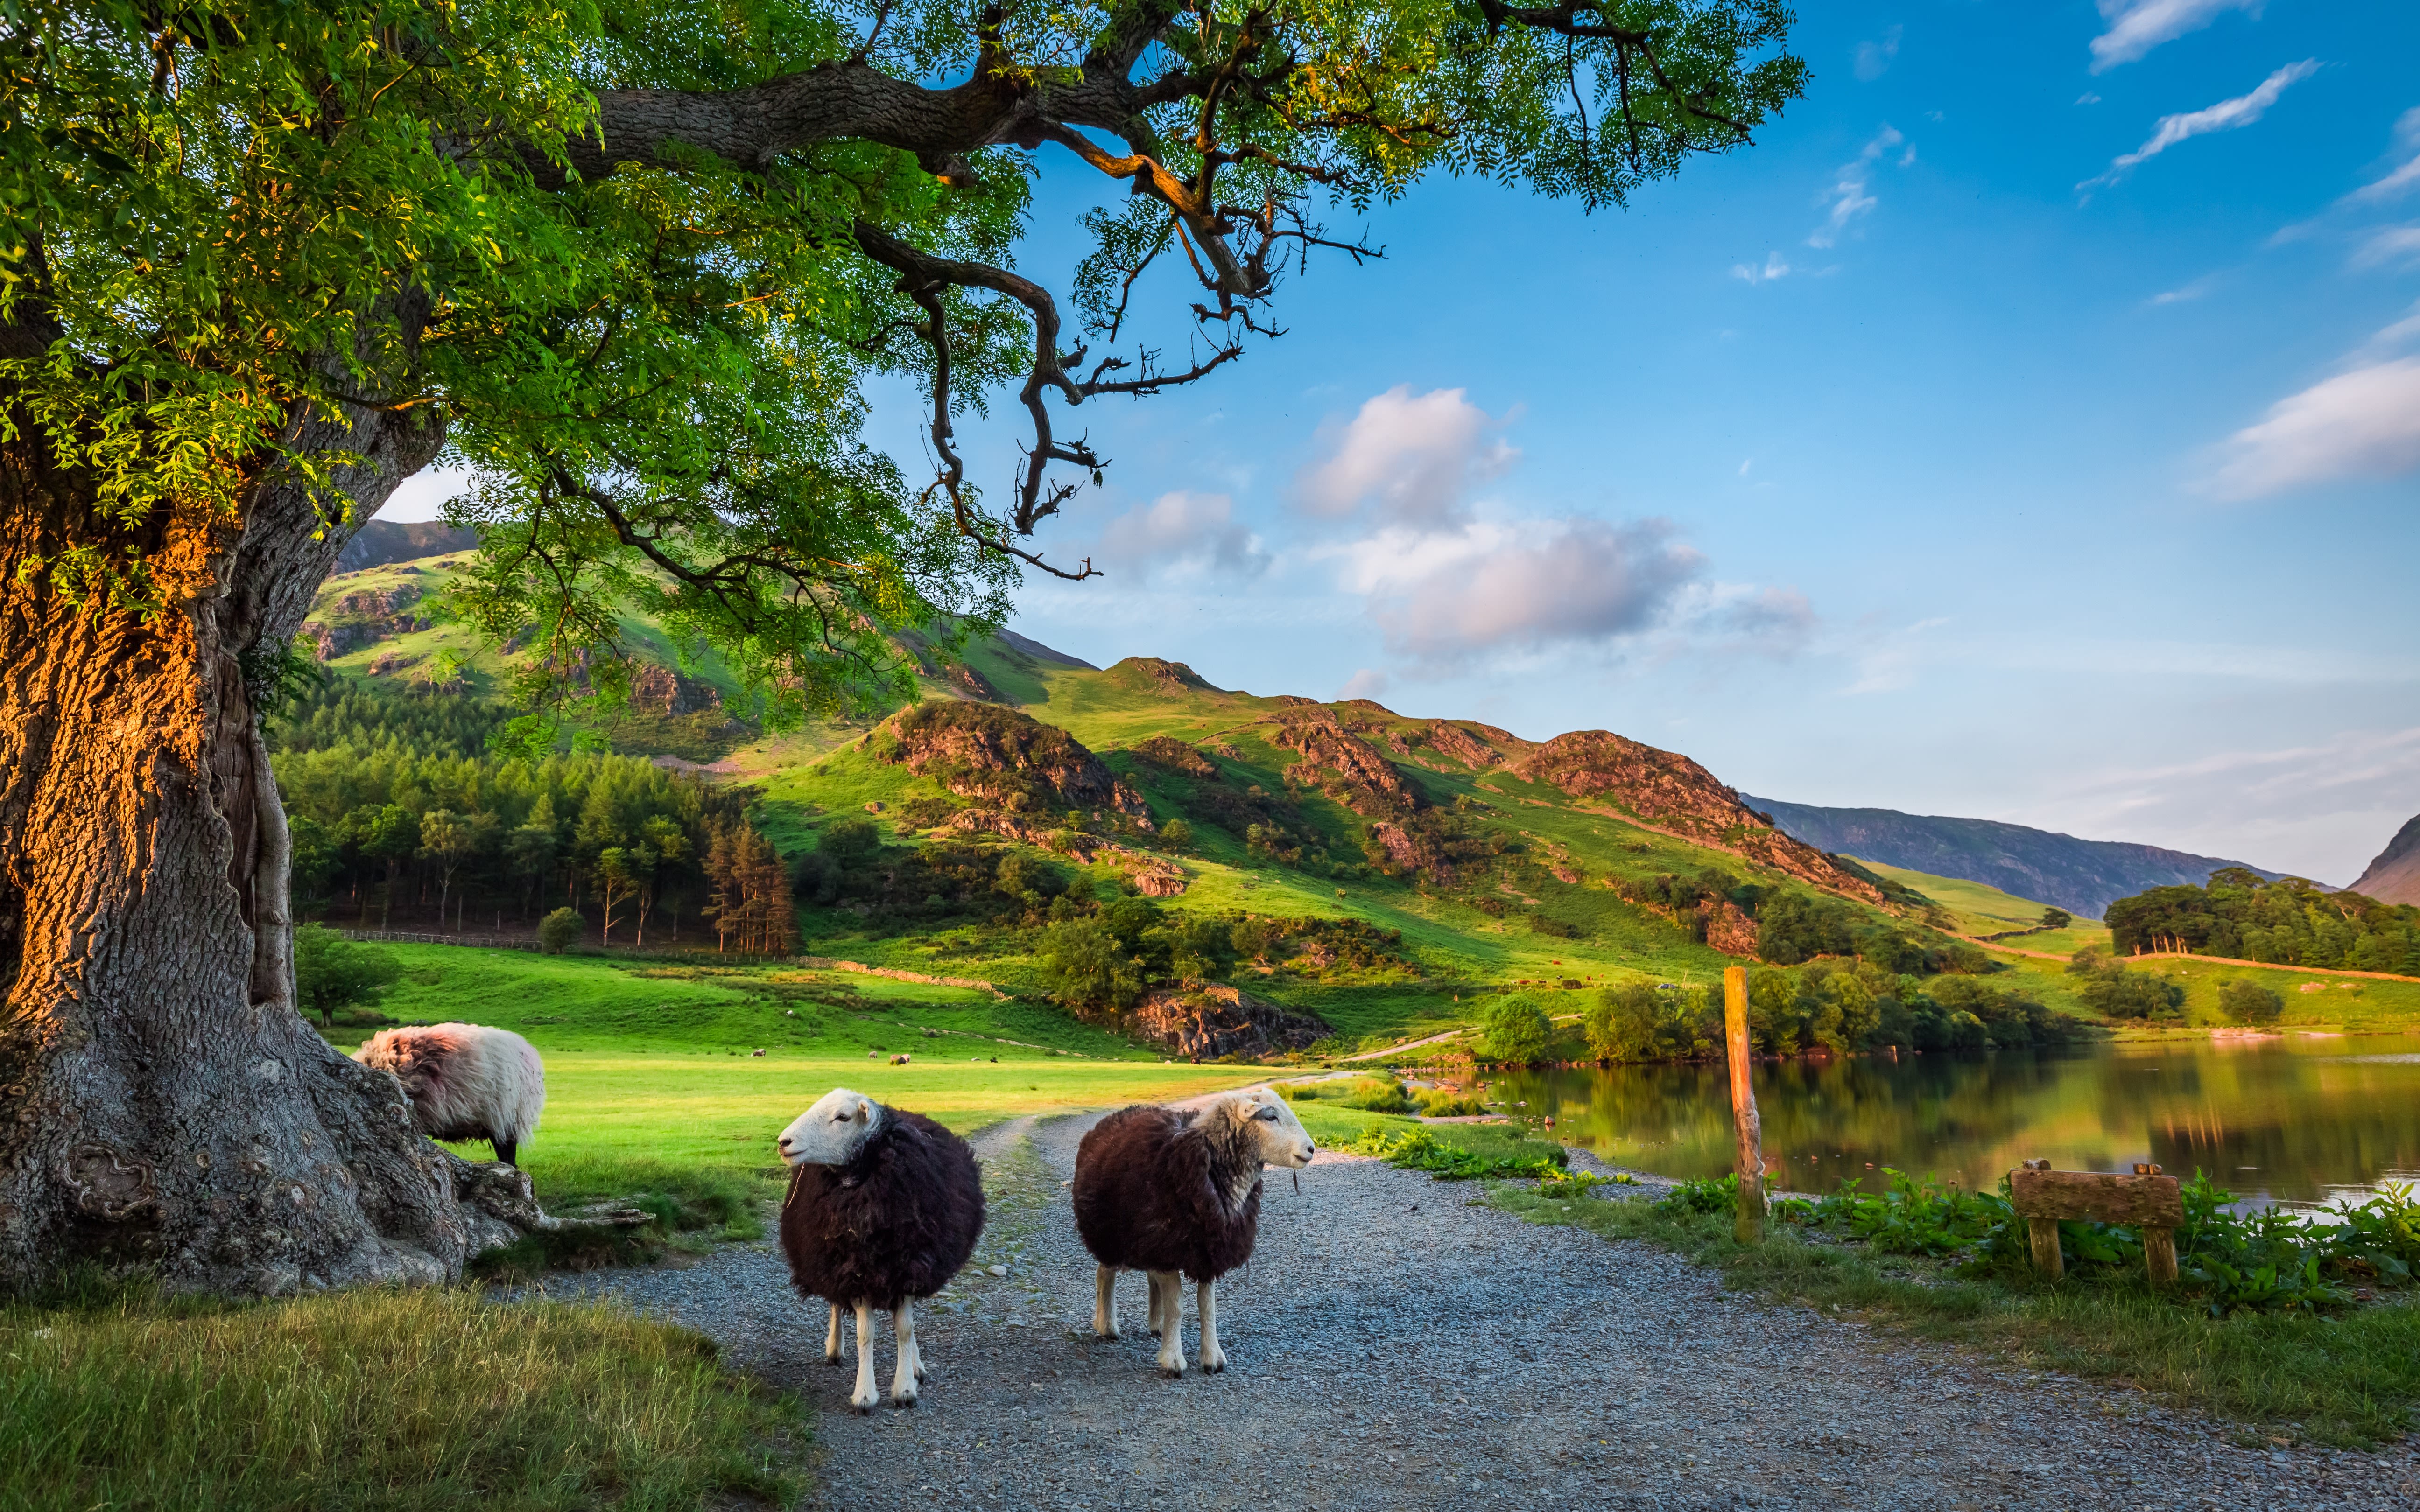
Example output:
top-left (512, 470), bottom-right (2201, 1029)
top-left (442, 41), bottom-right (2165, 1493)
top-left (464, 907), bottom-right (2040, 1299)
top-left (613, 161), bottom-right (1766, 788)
top-left (1201, 1353), bottom-right (1226, 1375)
top-left (890, 1393), bottom-right (918, 1409)
top-left (851, 1403), bottom-right (874, 1416)
top-left (824, 1353), bottom-right (845, 1367)
top-left (1157, 1361), bottom-right (1184, 1379)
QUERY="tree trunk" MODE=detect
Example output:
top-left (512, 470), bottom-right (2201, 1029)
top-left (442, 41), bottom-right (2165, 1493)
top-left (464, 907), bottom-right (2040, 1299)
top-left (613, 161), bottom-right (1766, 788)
top-left (0, 374), bottom-right (531, 1295)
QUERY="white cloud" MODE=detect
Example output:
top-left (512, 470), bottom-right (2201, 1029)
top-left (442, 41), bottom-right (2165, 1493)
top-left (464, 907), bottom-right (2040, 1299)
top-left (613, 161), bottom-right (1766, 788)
top-left (2089, 0), bottom-right (2264, 73)
top-left (2016, 726), bottom-right (2420, 883)
top-left (2209, 356), bottom-right (2420, 499)
top-left (2081, 60), bottom-right (2318, 191)
top-left (2351, 224), bottom-right (2420, 269)
top-left (2077, 92), bottom-right (2103, 106)
top-left (1731, 251), bottom-right (1792, 284)
top-left (1339, 668), bottom-right (1391, 701)
top-left (1854, 25), bottom-right (1902, 84)
top-left (1096, 490), bottom-right (1270, 576)
top-left (2149, 273), bottom-right (2221, 305)
top-left (1342, 517), bottom-right (1705, 669)
top-left (1844, 616), bottom-right (1949, 695)
top-left (1294, 386), bottom-right (1517, 528)
top-left (1808, 127), bottom-right (1906, 249)
top-left (2346, 106), bottom-right (2420, 204)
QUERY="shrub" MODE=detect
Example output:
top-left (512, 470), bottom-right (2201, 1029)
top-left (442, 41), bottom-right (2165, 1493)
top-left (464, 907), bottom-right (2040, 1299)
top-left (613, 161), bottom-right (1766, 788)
top-left (2074, 962), bottom-right (2186, 1022)
top-left (2219, 978), bottom-right (2284, 1025)
top-left (536, 908), bottom-right (583, 954)
top-left (1039, 917), bottom-right (1145, 1010)
top-left (1158, 817), bottom-right (1196, 853)
top-left (1414, 1087), bottom-right (1485, 1117)
top-left (1338, 1077), bottom-right (1416, 1113)
top-left (818, 817), bottom-right (881, 864)
top-left (1480, 994), bottom-right (1553, 1064)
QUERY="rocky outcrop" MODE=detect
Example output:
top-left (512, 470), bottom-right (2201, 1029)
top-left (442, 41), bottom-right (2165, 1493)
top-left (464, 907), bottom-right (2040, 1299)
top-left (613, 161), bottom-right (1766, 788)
top-left (1107, 657), bottom-right (1220, 695)
top-left (1129, 735), bottom-right (1219, 779)
top-left (1515, 731), bottom-right (1882, 903)
top-left (1125, 985), bottom-right (1330, 1060)
top-left (304, 583), bottom-right (433, 660)
top-left (1421, 720), bottom-right (1518, 770)
top-left (1697, 898), bottom-right (1760, 958)
top-left (887, 702), bottom-right (1148, 816)
top-left (1267, 707), bottom-right (1418, 815)
top-left (628, 662), bottom-right (723, 716)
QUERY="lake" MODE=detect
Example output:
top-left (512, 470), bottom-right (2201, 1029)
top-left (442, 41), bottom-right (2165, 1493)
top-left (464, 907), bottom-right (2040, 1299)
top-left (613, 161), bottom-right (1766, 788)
top-left (1473, 1032), bottom-right (2420, 1207)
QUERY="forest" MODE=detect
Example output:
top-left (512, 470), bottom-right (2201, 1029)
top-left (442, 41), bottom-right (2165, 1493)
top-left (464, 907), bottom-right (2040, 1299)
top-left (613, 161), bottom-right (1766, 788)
top-left (269, 682), bottom-right (795, 950)
top-left (2103, 869), bottom-right (2420, 972)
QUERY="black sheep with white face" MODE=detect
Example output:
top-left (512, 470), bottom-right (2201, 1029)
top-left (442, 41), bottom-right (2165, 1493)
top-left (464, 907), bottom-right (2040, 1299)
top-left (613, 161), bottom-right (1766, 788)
top-left (1072, 1086), bottom-right (1315, 1376)
top-left (776, 1088), bottom-right (985, 1411)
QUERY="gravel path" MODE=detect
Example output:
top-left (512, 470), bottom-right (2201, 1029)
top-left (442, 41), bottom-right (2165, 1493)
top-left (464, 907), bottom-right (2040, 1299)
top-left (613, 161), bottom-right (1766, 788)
top-left (526, 1115), bottom-right (2419, 1511)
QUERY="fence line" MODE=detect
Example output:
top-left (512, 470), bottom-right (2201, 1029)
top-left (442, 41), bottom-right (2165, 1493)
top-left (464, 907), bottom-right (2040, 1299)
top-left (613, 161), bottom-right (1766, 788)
top-left (332, 928), bottom-right (866, 970)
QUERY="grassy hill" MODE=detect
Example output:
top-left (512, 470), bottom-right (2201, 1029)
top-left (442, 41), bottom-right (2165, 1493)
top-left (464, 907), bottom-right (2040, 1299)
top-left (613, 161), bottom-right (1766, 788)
top-left (305, 546), bottom-right (2412, 1060)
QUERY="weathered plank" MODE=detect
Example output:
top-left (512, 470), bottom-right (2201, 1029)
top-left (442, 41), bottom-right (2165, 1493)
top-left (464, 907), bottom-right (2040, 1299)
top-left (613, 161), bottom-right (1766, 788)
top-left (1723, 965), bottom-right (1764, 1245)
top-left (2010, 1169), bottom-right (2183, 1226)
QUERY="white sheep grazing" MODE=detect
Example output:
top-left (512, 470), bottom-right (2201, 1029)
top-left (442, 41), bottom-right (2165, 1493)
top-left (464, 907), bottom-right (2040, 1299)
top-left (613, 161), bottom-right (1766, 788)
top-left (352, 1023), bottom-right (545, 1167)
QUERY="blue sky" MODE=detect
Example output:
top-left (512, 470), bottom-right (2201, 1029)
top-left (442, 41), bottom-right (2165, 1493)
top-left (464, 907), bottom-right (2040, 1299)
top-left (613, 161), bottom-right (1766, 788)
top-left (386, 1), bottom-right (2420, 882)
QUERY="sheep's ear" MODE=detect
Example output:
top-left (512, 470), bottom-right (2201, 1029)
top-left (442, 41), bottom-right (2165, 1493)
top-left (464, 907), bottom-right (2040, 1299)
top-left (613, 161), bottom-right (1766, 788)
top-left (852, 1099), bottom-right (870, 1124)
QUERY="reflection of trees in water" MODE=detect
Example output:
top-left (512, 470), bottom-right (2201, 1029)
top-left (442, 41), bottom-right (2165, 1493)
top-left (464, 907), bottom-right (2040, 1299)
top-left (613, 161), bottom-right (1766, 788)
top-left (1485, 1042), bottom-right (2420, 1199)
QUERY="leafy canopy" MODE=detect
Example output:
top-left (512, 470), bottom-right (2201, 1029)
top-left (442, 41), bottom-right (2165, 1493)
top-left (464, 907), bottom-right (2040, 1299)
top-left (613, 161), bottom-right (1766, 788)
top-left (6, 0), bottom-right (1804, 714)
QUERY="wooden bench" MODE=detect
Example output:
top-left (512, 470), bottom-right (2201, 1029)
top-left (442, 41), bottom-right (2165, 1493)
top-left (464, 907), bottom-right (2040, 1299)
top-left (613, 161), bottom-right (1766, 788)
top-left (2009, 1161), bottom-right (2183, 1284)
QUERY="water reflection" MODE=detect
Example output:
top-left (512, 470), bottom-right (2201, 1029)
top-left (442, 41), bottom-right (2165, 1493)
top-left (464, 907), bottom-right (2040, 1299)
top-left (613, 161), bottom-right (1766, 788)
top-left (1476, 1033), bottom-right (2420, 1204)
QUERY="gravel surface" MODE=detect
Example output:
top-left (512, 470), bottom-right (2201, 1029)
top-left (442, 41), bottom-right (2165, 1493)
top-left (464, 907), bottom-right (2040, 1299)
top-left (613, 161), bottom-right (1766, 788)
top-left (526, 1115), bottom-right (2420, 1510)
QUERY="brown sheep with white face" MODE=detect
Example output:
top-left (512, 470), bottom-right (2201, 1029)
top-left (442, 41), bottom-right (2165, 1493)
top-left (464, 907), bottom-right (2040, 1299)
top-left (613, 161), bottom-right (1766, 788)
top-left (1071, 1086), bottom-right (1314, 1376)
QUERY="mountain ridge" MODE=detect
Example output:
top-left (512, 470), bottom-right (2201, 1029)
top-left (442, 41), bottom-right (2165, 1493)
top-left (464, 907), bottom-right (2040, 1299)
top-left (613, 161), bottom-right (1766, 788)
top-left (1740, 797), bottom-right (2288, 921)
top-left (2351, 814), bottom-right (2420, 906)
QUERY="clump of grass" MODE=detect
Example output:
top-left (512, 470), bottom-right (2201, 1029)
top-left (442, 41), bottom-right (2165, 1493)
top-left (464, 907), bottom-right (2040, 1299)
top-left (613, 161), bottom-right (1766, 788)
top-left (1349, 1122), bottom-right (1566, 1179)
top-left (473, 1161), bottom-right (784, 1282)
top-left (0, 1278), bottom-right (803, 1512)
top-left (1412, 1087), bottom-right (1485, 1117)
top-left (1492, 1182), bottom-right (2420, 1447)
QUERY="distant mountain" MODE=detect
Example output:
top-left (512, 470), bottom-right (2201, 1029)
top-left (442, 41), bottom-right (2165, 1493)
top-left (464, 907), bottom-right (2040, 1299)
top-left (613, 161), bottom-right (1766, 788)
top-left (339, 520), bottom-right (478, 572)
top-left (1738, 798), bottom-right (2288, 921)
top-left (2350, 815), bottom-right (2420, 906)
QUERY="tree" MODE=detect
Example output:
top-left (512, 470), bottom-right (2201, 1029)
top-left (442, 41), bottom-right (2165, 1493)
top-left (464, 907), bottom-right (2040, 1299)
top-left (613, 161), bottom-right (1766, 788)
top-left (417, 809), bottom-right (484, 930)
top-left (2074, 963), bottom-right (2185, 1022)
top-left (2038, 908), bottom-right (2072, 931)
top-left (1041, 917), bottom-right (1147, 1011)
top-left (292, 925), bottom-right (404, 1030)
top-left (2218, 978), bottom-right (2284, 1026)
top-left (595, 847), bottom-right (645, 946)
top-left (1159, 818), bottom-right (1196, 854)
top-left (537, 907), bottom-right (584, 955)
top-left (0, 0), bottom-right (1802, 1292)
top-left (1583, 984), bottom-right (1659, 1062)
top-left (1481, 995), bottom-right (1553, 1064)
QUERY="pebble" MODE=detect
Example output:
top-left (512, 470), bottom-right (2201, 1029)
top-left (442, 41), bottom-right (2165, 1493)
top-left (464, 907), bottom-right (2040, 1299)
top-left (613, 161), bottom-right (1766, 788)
top-left (518, 1113), bottom-right (2420, 1510)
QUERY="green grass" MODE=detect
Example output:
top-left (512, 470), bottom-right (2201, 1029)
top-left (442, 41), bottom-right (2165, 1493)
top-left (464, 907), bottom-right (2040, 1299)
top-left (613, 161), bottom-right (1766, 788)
top-left (325, 944), bottom-right (1269, 1218)
top-left (1487, 1183), bottom-right (2420, 1448)
top-left (0, 1280), bottom-right (802, 1512)
top-left (1852, 858), bottom-right (2116, 952)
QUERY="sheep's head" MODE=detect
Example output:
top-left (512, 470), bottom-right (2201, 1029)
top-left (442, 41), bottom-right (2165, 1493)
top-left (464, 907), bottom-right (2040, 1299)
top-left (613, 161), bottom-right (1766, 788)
top-left (1222, 1086), bottom-right (1315, 1169)
top-left (778, 1087), bottom-right (885, 1167)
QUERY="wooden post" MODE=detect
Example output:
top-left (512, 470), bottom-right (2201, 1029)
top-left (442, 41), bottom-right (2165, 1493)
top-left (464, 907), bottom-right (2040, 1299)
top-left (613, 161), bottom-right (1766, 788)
top-left (1722, 965), bottom-right (1763, 1244)
top-left (2026, 1217), bottom-right (2066, 1279)
top-left (2143, 1226), bottom-right (2178, 1285)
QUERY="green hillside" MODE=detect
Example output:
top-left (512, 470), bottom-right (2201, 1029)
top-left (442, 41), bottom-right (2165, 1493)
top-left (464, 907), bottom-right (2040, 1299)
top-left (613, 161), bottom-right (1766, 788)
top-left (284, 549), bottom-right (2246, 1058)
top-left (1853, 859), bottom-right (2115, 957)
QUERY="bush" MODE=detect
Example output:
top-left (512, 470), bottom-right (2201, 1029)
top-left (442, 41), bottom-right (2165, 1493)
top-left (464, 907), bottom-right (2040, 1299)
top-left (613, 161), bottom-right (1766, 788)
top-left (1414, 1087), bottom-right (1485, 1117)
top-left (1158, 817), bottom-right (1195, 853)
top-left (1038, 917), bottom-right (1145, 1010)
top-left (2219, 978), bottom-right (2285, 1025)
top-left (1480, 994), bottom-right (1553, 1064)
top-left (1337, 1077), bottom-right (1416, 1113)
top-left (536, 908), bottom-right (583, 954)
top-left (2074, 962), bottom-right (2186, 1022)
top-left (818, 817), bottom-right (881, 864)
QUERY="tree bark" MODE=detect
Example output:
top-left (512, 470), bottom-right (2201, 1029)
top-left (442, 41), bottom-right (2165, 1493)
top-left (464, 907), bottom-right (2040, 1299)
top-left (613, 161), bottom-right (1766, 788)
top-left (0, 362), bottom-right (533, 1295)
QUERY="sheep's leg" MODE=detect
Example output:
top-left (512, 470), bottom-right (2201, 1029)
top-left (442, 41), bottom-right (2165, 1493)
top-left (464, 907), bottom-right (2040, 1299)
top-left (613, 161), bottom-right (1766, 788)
top-left (1152, 1271), bottom-right (1185, 1376)
top-left (889, 1302), bottom-right (919, 1407)
top-left (849, 1302), bottom-right (879, 1413)
top-left (1197, 1278), bottom-right (1225, 1375)
top-left (492, 1135), bottom-right (517, 1168)
top-left (823, 1303), bottom-right (843, 1365)
top-left (1147, 1269), bottom-right (1172, 1337)
top-left (1092, 1265), bottom-right (1121, 1340)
